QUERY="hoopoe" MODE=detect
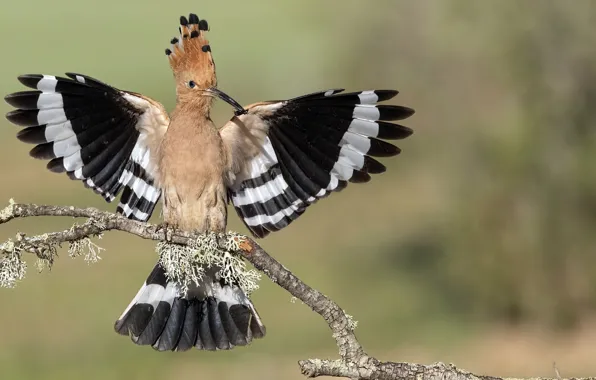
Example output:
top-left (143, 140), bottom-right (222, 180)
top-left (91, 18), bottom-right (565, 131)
top-left (3, 13), bottom-right (415, 351)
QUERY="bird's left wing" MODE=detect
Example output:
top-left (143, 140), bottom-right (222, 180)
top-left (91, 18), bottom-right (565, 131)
top-left (220, 89), bottom-right (414, 238)
top-left (4, 73), bottom-right (169, 221)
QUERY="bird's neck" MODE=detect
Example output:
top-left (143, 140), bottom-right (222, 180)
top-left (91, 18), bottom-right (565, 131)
top-left (176, 94), bottom-right (214, 120)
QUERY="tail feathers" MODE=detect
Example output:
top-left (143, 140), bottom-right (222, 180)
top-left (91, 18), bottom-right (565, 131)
top-left (115, 264), bottom-right (265, 351)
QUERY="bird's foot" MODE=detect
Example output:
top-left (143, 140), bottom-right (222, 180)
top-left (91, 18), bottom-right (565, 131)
top-left (156, 222), bottom-right (175, 243)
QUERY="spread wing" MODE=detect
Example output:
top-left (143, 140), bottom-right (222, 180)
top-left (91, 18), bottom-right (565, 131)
top-left (220, 89), bottom-right (414, 238)
top-left (4, 73), bottom-right (169, 222)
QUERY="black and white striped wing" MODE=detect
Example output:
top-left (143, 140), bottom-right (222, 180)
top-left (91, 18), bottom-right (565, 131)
top-left (221, 89), bottom-right (414, 238)
top-left (4, 73), bottom-right (169, 222)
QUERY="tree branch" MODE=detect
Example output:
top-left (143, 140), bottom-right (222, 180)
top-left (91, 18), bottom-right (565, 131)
top-left (0, 202), bottom-right (591, 380)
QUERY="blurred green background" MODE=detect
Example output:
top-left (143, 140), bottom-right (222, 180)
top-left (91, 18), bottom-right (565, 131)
top-left (1, 0), bottom-right (596, 379)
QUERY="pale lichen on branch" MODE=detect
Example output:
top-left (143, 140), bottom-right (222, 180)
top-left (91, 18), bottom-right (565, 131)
top-left (68, 237), bottom-right (104, 264)
top-left (0, 198), bottom-right (16, 223)
top-left (0, 241), bottom-right (26, 288)
top-left (0, 220), bottom-right (108, 286)
top-left (157, 232), bottom-right (261, 296)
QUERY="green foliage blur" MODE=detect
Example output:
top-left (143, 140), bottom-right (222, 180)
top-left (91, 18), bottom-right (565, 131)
top-left (1, 1), bottom-right (596, 379)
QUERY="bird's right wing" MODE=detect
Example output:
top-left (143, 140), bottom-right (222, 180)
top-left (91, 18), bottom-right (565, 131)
top-left (4, 73), bottom-right (169, 222)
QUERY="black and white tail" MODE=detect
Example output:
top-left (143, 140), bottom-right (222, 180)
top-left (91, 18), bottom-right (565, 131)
top-left (114, 263), bottom-right (266, 351)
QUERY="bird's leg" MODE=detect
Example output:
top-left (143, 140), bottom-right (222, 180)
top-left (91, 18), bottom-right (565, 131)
top-left (156, 222), bottom-right (175, 243)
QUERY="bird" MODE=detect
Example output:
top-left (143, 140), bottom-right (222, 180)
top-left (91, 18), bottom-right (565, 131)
top-left (3, 13), bottom-right (415, 352)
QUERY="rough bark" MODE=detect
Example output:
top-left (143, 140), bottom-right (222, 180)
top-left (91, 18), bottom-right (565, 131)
top-left (0, 202), bottom-right (592, 380)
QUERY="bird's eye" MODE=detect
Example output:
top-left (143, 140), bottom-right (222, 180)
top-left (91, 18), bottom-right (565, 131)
top-left (188, 80), bottom-right (196, 88)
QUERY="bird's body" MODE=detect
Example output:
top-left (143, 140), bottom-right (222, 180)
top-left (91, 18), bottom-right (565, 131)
top-left (159, 107), bottom-right (228, 232)
top-left (4, 13), bottom-right (415, 352)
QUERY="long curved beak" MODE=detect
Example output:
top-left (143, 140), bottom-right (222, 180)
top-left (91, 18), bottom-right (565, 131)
top-left (205, 87), bottom-right (247, 116)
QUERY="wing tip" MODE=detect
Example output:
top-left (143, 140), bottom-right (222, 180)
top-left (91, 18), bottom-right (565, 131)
top-left (375, 89), bottom-right (399, 102)
top-left (5, 109), bottom-right (38, 127)
top-left (17, 74), bottom-right (43, 89)
top-left (378, 122), bottom-right (414, 140)
top-left (46, 157), bottom-right (66, 173)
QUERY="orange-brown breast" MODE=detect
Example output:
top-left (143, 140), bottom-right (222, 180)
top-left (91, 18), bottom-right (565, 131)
top-left (158, 104), bottom-right (228, 232)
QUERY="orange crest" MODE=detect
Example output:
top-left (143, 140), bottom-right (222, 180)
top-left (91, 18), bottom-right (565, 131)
top-left (166, 14), bottom-right (216, 93)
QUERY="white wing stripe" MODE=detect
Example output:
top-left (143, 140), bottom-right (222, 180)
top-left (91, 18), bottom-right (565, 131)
top-left (118, 202), bottom-right (150, 221)
top-left (232, 174), bottom-right (288, 206)
top-left (37, 108), bottom-right (67, 125)
top-left (129, 175), bottom-right (160, 203)
top-left (340, 133), bottom-right (372, 155)
top-left (142, 186), bottom-right (161, 205)
top-left (62, 151), bottom-right (84, 171)
top-left (117, 169), bottom-right (135, 188)
top-left (348, 118), bottom-right (379, 137)
top-left (352, 105), bottom-right (381, 121)
top-left (243, 201), bottom-right (302, 226)
top-left (36, 75), bottom-right (57, 92)
top-left (338, 144), bottom-right (365, 169)
top-left (358, 90), bottom-right (379, 104)
top-left (37, 93), bottom-right (64, 109)
top-left (51, 134), bottom-right (81, 157)
top-left (72, 168), bottom-right (84, 180)
top-left (332, 160), bottom-right (355, 181)
top-left (326, 174), bottom-right (339, 191)
top-left (245, 137), bottom-right (278, 179)
top-left (44, 121), bottom-right (75, 141)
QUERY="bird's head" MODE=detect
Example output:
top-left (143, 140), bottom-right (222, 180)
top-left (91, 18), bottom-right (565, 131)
top-left (166, 14), bottom-right (216, 110)
top-left (165, 13), bottom-right (247, 117)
